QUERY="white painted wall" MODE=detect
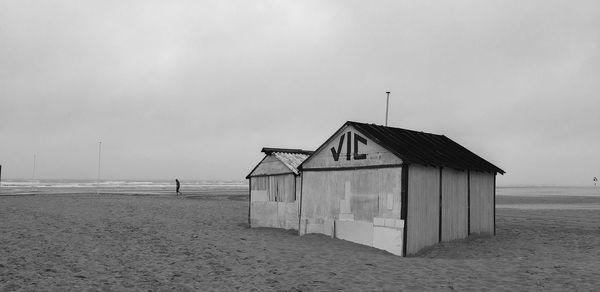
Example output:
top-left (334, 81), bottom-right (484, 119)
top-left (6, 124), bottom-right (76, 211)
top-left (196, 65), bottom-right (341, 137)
top-left (470, 171), bottom-right (495, 234)
top-left (250, 201), bottom-right (299, 230)
top-left (300, 167), bottom-right (403, 255)
top-left (406, 164), bottom-right (440, 255)
top-left (249, 173), bottom-right (299, 230)
top-left (441, 168), bottom-right (469, 241)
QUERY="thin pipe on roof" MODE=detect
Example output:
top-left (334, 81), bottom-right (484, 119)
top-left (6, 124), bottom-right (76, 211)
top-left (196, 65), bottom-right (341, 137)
top-left (385, 92), bottom-right (390, 126)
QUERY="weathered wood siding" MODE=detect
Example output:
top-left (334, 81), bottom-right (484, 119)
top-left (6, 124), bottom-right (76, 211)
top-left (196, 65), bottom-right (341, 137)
top-left (469, 171), bottom-right (495, 234)
top-left (250, 176), bottom-right (266, 190)
top-left (251, 174), bottom-right (295, 202)
top-left (300, 167), bottom-right (402, 235)
top-left (441, 168), bottom-right (468, 241)
top-left (249, 155), bottom-right (292, 177)
top-left (295, 175), bottom-right (302, 215)
top-left (250, 201), bottom-right (299, 230)
top-left (406, 164), bottom-right (440, 255)
top-left (250, 174), bottom-right (299, 230)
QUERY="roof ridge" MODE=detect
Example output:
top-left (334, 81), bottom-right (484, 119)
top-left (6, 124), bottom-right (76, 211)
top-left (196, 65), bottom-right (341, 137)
top-left (271, 151), bottom-right (312, 175)
top-left (347, 121), bottom-right (445, 137)
top-left (346, 121), bottom-right (504, 174)
top-left (261, 147), bottom-right (314, 155)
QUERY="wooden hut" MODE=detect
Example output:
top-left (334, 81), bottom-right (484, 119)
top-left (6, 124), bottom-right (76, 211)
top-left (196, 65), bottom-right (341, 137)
top-left (298, 121), bottom-right (504, 256)
top-left (246, 147), bottom-right (313, 230)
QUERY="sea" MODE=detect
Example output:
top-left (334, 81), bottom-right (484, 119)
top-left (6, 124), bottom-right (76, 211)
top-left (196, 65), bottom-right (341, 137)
top-left (1, 179), bottom-right (599, 197)
top-left (0, 179), bottom-right (248, 196)
top-left (2, 179), bottom-right (599, 211)
top-left (496, 186), bottom-right (600, 197)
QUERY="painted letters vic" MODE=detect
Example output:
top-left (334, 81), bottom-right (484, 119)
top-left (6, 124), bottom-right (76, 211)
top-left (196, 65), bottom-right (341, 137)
top-left (330, 132), bottom-right (367, 161)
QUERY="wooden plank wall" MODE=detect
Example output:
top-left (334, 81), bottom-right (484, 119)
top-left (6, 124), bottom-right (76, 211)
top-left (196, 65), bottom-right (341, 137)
top-left (295, 175), bottom-right (302, 214)
top-left (251, 176), bottom-right (267, 190)
top-left (251, 174), bottom-right (296, 202)
top-left (441, 168), bottom-right (469, 241)
top-left (300, 170), bottom-right (342, 235)
top-left (273, 174), bottom-right (295, 202)
top-left (250, 200), bottom-right (299, 230)
top-left (406, 164), bottom-right (440, 255)
top-left (469, 171), bottom-right (495, 234)
top-left (300, 167), bottom-right (402, 234)
top-left (352, 168), bottom-right (402, 220)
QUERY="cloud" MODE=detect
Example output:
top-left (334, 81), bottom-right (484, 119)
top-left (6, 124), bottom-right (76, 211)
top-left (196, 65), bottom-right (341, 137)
top-left (1, 0), bottom-right (598, 185)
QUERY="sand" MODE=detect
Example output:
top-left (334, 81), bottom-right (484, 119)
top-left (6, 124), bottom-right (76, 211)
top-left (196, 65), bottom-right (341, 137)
top-left (1, 193), bottom-right (599, 291)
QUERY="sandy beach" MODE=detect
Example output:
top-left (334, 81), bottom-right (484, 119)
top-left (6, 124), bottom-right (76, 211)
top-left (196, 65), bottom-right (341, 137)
top-left (1, 191), bottom-right (599, 291)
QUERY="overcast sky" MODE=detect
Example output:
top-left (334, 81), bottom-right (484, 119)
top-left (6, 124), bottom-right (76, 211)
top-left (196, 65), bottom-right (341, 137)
top-left (1, 0), bottom-right (599, 186)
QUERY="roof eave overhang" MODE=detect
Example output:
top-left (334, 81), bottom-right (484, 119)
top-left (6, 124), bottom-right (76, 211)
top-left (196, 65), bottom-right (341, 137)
top-left (245, 155), bottom-right (268, 179)
top-left (350, 121), bottom-right (505, 175)
top-left (298, 121), bottom-right (506, 175)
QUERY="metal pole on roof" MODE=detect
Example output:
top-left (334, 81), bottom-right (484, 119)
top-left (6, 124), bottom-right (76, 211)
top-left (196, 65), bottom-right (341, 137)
top-left (385, 92), bottom-right (390, 126)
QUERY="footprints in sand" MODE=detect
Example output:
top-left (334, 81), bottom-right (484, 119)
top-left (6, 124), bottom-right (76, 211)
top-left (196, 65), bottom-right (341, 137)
top-left (1, 195), bottom-right (599, 290)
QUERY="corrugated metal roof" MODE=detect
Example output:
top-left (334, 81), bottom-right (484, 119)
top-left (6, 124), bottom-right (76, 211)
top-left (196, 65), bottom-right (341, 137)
top-left (246, 148), bottom-right (313, 178)
top-left (272, 151), bottom-right (311, 175)
top-left (347, 121), bottom-right (504, 174)
top-left (261, 147), bottom-right (314, 156)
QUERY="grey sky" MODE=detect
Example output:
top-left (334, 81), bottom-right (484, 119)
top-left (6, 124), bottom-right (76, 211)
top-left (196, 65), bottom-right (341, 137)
top-left (1, 0), bottom-right (599, 186)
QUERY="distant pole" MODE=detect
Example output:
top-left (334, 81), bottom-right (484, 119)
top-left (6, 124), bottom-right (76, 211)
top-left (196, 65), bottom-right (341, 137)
top-left (31, 154), bottom-right (36, 188)
top-left (97, 140), bottom-right (102, 194)
top-left (385, 92), bottom-right (390, 126)
top-left (32, 154), bottom-right (36, 180)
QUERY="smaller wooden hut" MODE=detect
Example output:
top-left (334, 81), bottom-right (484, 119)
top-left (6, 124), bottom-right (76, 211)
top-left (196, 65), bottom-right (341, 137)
top-left (246, 147), bottom-right (313, 230)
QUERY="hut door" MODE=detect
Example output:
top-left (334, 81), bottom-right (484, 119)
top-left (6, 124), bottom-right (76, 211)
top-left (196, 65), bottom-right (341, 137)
top-left (267, 175), bottom-right (295, 202)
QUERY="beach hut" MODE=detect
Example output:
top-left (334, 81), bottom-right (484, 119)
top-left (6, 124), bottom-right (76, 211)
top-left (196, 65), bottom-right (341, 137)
top-left (298, 121), bottom-right (504, 256)
top-left (246, 147), bottom-right (313, 230)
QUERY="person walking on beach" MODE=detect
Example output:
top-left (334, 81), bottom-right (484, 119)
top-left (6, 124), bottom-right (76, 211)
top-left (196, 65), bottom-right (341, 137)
top-left (175, 178), bottom-right (181, 196)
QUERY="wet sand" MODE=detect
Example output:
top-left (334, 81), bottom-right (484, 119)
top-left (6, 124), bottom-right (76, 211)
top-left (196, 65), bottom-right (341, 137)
top-left (1, 193), bottom-right (599, 291)
top-left (497, 194), bottom-right (600, 210)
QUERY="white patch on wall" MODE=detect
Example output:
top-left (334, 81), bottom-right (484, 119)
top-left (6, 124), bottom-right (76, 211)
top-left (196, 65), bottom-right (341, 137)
top-left (251, 190), bottom-right (268, 202)
top-left (332, 217), bottom-right (404, 256)
top-left (339, 181), bottom-right (353, 220)
top-left (306, 218), bottom-right (324, 234)
top-left (251, 201), bottom-right (299, 230)
top-left (335, 220), bottom-right (374, 246)
top-left (338, 213), bottom-right (355, 221)
top-left (373, 226), bottom-right (403, 256)
top-left (372, 217), bottom-right (404, 255)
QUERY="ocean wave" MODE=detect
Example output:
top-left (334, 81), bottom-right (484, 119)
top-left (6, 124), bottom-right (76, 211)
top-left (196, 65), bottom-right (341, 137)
top-left (0, 179), bottom-right (248, 189)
